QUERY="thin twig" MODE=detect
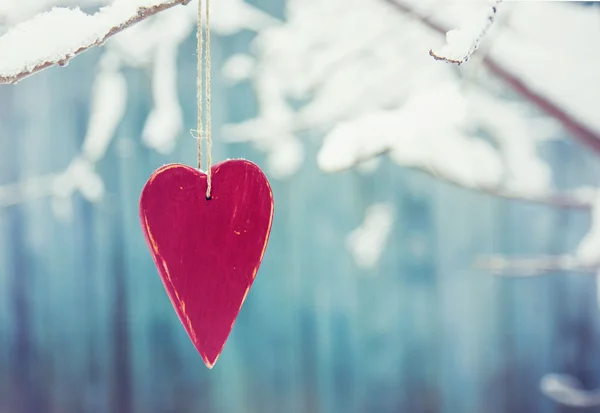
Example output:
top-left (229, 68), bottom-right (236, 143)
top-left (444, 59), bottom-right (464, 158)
top-left (429, 0), bottom-right (503, 65)
top-left (475, 254), bottom-right (600, 276)
top-left (0, 0), bottom-right (191, 84)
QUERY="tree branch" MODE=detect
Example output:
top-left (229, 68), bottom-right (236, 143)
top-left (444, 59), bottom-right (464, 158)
top-left (541, 374), bottom-right (600, 408)
top-left (475, 254), bottom-right (599, 276)
top-left (0, 0), bottom-right (191, 84)
top-left (322, 148), bottom-right (594, 210)
top-left (383, 0), bottom-right (600, 156)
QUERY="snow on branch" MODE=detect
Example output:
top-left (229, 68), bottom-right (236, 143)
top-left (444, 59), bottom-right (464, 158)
top-left (347, 204), bottom-right (396, 270)
top-left (429, 0), bottom-right (502, 65)
top-left (0, 0), bottom-right (190, 84)
top-left (316, 83), bottom-right (593, 210)
top-left (541, 374), bottom-right (600, 408)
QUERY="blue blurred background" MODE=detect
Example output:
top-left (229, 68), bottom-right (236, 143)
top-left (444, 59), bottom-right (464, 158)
top-left (2, 1), bottom-right (600, 413)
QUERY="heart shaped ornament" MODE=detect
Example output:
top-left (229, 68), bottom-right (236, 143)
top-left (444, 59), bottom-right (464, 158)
top-left (139, 160), bottom-right (274, 368)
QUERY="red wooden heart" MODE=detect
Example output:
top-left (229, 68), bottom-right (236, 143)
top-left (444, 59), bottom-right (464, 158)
top-left (139, 160), bottom-right (274, 368)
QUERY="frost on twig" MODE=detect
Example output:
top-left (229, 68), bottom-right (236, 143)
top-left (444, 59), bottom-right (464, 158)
top-left (541, 374), bottom-right (600, 408)
top-left (0, 0), bottom-right (191, 84)
top-left (429, 0), bottom-right (502, 65)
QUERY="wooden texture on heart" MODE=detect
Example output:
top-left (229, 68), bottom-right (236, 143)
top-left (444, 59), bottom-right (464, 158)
top-left (139, 160), bottom-right (274, 368)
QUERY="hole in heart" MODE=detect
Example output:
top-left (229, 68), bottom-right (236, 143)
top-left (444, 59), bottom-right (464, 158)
top-left (206, 195), bottom-right (212, 201)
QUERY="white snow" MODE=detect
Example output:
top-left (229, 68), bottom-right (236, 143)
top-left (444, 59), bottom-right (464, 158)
top-left (222, 54), bottom-right (256, 84)
top-left (53, 157), bottom-right (105, 203)
top-left (431, 0), bottom-right (501, 63)
top-left (0, 0), bottom-right (108, 30)
top-left (490, 3), bottom-right (600, 134)
top-left (0, 0), bottom-right (186, 82)
top-left (207, 0), bottom-right (278, 35)
top-left (318, 83), bottom-right (505, 191)
top-left (346, 203), bottom-right (396, 270)
top-left (467, 91), bottom-right (559, 195)
top-left (82, 53), bottom-right (127, 162)
top-left (265, 135), bottom-right (304, 179)
top-left (141, 5), bottom-right (192, 154)
top-left (541, 374), bottom-right (600, 408)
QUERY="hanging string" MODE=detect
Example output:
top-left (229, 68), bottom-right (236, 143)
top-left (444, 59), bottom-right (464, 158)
top-left (196, 0), bottom-right (203, 174)
top-left (204, 0), bottom-right (212, 199)
top-left (195, 0), bottom-right (212, 199)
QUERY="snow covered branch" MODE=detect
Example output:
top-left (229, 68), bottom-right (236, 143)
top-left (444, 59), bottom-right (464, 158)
top-left (347, 204), bottom-right (396, 270)
top-left (316, 82), bottom-right (593, 210)
top-left (541, 374), bottom-right (600, 408)
top-left (0, 0), bottom-right (191, 84)
top-left (429, 0), bottom-right (502, 65)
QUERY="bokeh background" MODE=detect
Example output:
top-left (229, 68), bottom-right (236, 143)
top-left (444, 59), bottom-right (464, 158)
top-left (2, 1), bottom-right (600, 412)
